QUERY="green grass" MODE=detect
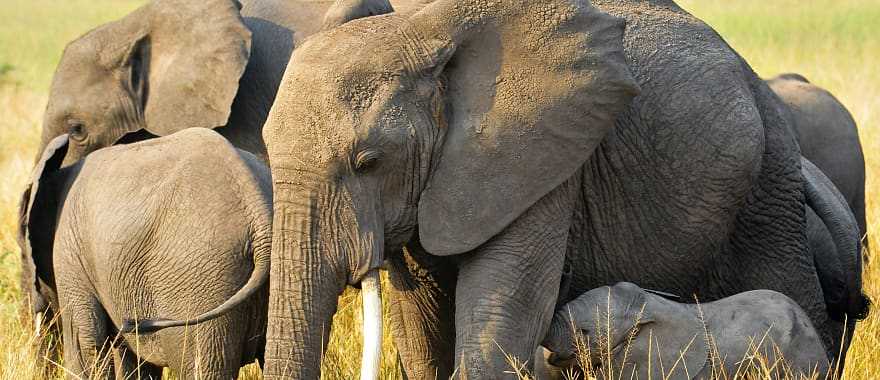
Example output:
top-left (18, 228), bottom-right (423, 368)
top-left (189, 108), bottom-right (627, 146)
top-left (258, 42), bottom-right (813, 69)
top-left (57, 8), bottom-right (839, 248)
top-left (1, 0), bottom-right (878, 378)
top-left (0, 0), bottom-right (144, 90)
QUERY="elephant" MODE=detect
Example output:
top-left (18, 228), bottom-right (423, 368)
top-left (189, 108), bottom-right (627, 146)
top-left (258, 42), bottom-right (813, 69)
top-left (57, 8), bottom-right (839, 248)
top-left (21, 0), bottom-right (392, 350)
top-left (17, 128), bottom-right (272, 379)
top-left (259, 0), bottom-right (868, 377)
top-left (767, 73), bottom-right (868, 255)
top-left (537, 282), bottom-right (830, 380)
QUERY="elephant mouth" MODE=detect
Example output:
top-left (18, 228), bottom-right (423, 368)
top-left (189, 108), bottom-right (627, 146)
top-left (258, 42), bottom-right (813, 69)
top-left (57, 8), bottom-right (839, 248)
top-left (547, 327), bottom-right (636, 369)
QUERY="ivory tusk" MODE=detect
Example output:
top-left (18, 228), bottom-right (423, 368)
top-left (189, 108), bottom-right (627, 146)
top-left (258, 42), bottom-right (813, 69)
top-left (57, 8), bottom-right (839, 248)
top-left (34, 311), bottom-right (43, 339)
top-left (360, 268), bottom-right (382, 380)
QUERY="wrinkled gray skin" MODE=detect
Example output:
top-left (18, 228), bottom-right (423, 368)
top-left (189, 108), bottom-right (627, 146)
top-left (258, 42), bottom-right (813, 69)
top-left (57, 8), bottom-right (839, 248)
top-left (539, 282), bottom-right (830, 380)
top-left (19, 129), bottom-right (271, 379)
top-left (22, 0), bottom-right (390, 348)
top-left (767, 74), bottom-right (868, 367)
top-left (261, 0), bottom-right (866, 378)
top-left (767, 73), bottom-right (868, 254)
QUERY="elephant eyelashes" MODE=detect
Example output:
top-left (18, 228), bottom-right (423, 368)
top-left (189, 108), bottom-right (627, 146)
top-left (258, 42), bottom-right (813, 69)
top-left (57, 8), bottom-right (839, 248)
top-left (354, 150), bottom-right (382, 173)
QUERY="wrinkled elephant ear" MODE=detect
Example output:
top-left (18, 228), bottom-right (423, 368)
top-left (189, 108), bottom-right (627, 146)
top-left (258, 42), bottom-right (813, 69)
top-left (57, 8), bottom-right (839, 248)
top-left (413, 0), bottom-right (640, 255)
top-left (18, 135), bottom-right (69, 314)
top-left (94, 0), bottom-right (251, 135)
top-left (143, 0), bottom-right (251, 134)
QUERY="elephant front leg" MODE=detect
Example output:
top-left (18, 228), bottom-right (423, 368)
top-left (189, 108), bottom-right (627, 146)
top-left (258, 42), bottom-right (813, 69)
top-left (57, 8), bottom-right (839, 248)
top-left (452, 179), bottom-right (577, 378)
top-left (387, 240), bottom-right (457, 379)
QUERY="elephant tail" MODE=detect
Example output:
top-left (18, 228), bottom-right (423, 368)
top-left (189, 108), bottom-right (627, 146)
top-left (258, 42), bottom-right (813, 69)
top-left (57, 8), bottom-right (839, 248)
top-left (120, 235), bottom-right (271, 334)
top-left (802, 157), bottom-right (871, 321)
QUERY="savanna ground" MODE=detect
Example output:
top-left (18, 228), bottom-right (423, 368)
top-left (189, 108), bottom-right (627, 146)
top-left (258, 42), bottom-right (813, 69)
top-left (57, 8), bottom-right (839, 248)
top-left (0, 0), bottom-right (877, 378)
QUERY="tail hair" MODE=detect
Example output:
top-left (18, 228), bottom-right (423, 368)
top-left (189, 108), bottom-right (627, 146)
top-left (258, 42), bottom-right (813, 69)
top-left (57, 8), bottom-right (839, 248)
top-left (854, 293), bottom-right (872, 321)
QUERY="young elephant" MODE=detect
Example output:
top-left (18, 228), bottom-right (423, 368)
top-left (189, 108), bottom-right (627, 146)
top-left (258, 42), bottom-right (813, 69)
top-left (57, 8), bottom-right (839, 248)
top-left (18, 128), bottom-right (271, 379)
top-left (540, 282), bottom-right (829, 380)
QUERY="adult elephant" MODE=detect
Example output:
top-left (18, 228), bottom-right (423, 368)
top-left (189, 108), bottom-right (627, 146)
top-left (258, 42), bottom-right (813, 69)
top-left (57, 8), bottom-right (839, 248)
top-left (20, 0), bottom-right (391, 349)
top-left (260, 0), bottom-right (867, 378)
top-left (767, 73), bottom-right (867, 252)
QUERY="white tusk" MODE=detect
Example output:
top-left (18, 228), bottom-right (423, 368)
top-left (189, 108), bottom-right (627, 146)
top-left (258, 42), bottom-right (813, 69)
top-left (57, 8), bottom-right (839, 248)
top-left (360, 268), bottom-right (382, 380)
top-left (33, 312), bottom-right (43, 339)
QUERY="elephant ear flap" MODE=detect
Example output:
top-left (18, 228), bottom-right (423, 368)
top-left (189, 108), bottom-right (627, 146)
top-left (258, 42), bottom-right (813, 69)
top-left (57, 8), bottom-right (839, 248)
top-left (18, 135), bottom-right (69, 314)
top-left (415, 0), bottom-right (640, 255)
top-left (141, 0), bottom-right (251, 135)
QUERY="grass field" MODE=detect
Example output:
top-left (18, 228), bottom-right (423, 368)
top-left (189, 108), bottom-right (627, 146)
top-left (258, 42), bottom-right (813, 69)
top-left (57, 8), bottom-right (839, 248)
top-left (0, 0), bottom-right (877, 378)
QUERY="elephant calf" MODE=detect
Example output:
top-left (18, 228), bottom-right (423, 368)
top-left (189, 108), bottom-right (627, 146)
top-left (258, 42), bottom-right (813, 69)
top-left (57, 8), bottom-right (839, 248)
top-left (19, 128), bottom-right (271, 379)
top-left (539, 282), bottom-right (829, 380)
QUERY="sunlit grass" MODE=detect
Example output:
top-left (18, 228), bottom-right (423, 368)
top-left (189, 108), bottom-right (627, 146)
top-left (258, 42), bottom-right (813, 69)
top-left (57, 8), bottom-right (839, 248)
top-left (0, 0), bottom-right (878, 378)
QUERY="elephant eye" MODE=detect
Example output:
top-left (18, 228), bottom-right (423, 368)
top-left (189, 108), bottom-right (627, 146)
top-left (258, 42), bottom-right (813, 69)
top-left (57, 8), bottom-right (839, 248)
top-left (66, 119), bottom-right (86, 140)
top-left (354, 150), bottom-right (382, 173)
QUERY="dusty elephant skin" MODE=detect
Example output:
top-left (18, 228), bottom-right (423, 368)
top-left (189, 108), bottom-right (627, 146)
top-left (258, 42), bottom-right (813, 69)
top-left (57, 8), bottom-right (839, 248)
top-left (539, 282), bottom-right (830, 380)
top-left (18, 129), bottom-right (272, 379)
top-left (21, 0), bottom-right (392, 352)
top-left (259, 0), bottom-right (868, 378)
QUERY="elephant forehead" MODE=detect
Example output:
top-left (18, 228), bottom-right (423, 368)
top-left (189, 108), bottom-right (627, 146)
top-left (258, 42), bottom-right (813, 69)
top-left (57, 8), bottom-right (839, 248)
top-left (268, 104), bottom-right (360, 168)
top-left (291, 13), bottom-right (424, 79)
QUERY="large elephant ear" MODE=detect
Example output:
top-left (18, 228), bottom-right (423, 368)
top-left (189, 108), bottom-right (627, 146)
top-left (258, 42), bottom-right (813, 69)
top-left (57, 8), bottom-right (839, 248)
top-left (17, 135), bottom-right (69, 314)
top-left (144, 0), bottom-right (251, 134)
top-left (413, 0), bottom-right (640, 255)
top-left (95, 0), bottom-right (251, 135)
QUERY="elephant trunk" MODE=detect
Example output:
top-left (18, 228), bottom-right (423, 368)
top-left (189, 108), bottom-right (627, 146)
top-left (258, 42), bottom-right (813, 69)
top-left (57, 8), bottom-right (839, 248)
top-left (802, 158), bottom-right (870, 321)
top-left (263, 180), bottom-right (385, 379)
top-left (541, 310), bottom-right (577, 367)
top-left (264, 186), bottom-right (347, 379)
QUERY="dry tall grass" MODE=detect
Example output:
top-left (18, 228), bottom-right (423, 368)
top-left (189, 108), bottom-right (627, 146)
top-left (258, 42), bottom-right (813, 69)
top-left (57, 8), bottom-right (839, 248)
top-left (0, 0), bottom-right (877, 378)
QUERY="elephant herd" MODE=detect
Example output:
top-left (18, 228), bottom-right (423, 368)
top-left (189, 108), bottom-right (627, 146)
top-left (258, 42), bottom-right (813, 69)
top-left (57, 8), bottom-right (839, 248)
top-left (16, 0), bottom-right (871, 378)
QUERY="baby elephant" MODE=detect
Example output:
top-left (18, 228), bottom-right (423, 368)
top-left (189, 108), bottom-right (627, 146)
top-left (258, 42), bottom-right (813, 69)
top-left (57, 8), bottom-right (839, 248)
top-left (539, 282), bottom-right (829, 380)
top-left (19, 128), bottom-right (270, 379)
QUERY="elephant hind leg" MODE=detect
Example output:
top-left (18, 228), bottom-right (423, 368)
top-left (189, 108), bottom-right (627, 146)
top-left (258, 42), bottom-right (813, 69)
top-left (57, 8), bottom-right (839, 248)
top-left (173, 317), bottom-right (245, 380)
top-left (58, 293), bottom-right (115, 379)
top-left (114, 346), bottom-right (162, 380)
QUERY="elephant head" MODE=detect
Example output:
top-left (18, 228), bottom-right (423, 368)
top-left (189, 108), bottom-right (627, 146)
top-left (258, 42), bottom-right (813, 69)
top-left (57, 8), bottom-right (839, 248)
top-left (543, 282), bottom-right (709, 379)
top-left (261, 0), bottom-right (638, 377)
top-left (40, 0), bottom-right (251, 167)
